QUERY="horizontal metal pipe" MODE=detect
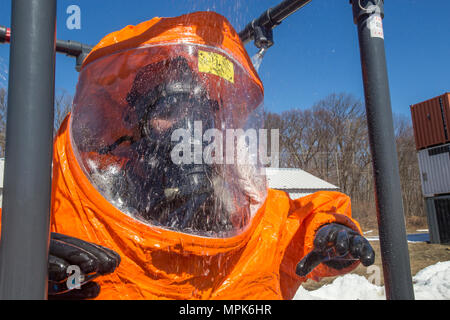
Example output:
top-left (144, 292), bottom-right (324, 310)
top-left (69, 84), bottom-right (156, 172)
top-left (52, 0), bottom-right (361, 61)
top-left (0, 25), bottom-right (92, 57)
top-left (56, 39), bottom-right (93, 58)
top-left (239, 0), bottom-right (312, 44)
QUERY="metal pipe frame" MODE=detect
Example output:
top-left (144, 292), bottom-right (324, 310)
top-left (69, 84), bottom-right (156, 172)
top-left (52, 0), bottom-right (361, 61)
top-left (0, 0), bottom-right (415, 301)
top-left (0, 0), bottom-right (57, 300)
top-left (350, 0), bottom-right (415, 300)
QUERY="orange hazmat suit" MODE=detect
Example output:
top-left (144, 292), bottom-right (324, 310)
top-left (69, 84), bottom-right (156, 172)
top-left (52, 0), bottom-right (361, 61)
top-left (50, 11), bottom-right (362, 300)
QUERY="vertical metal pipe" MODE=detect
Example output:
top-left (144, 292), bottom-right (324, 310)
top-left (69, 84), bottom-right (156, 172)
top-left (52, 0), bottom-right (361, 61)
top-left (0, 0), bottom-right (56, 299)
top-left (351, 0), bottom-right (414, 300)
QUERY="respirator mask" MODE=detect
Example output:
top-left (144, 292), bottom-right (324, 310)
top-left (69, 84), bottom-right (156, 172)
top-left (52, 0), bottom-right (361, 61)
top-left (70, 44), bottom-right (267, 238)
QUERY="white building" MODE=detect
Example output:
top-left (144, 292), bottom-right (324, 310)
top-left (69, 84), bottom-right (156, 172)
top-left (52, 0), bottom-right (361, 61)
top-left (266, 167), bottom-right (339, 199)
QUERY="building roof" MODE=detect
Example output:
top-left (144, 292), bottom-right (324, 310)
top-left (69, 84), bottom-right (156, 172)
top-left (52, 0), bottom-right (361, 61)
top-left (266, 167), bottom-right (339, 191)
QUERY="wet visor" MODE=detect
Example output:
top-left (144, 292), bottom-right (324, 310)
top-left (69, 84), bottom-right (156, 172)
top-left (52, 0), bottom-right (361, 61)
top-left (70, 43), bottom-right (267, 238)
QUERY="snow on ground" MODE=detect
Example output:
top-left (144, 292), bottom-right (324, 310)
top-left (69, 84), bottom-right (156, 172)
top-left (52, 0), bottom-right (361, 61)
top-left (365, 233), bottom-right (431, 243)
top-left (413, 261), bottom-right (450, 299)
top-left (294, 261), bottom-right (450, 300)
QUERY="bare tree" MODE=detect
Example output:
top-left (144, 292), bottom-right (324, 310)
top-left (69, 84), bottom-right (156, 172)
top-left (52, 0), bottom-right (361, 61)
top-left (268, 93), bottom-right (370, 197)
top-left (54, 89), bottom-right (73, 134)
top-left (264, 92), bottom-right (427, 227)
top-left (309, 93), bottom-right (370, 197)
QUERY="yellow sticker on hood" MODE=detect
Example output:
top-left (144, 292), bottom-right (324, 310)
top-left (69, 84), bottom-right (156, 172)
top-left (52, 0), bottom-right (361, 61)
top-left (198, 50), bottom-right (234, 83)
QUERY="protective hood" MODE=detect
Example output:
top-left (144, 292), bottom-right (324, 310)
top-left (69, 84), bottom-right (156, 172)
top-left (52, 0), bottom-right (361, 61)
top-left (69, 11), bottom-right (267, 239)
top-left (50, 12), bottom-right (363, 300)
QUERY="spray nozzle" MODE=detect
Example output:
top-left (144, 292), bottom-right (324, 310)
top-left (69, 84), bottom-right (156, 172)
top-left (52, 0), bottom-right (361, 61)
top-left (252, 24), bottom-right (274, 50)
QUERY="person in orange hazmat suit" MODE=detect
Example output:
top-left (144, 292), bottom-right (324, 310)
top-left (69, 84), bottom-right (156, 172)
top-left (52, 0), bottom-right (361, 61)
top-left (48, 11), bottom-right (375, 300)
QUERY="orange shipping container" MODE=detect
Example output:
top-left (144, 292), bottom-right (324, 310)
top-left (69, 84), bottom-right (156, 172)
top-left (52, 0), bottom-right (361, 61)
top-left (410, 93), bottom-right (450, 150)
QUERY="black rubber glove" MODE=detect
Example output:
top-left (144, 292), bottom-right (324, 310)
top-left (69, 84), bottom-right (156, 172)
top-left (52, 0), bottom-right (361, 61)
top-left (296, 223), bottom-right (375, 277)
top-left (47, 233), bottom-right (121, 300)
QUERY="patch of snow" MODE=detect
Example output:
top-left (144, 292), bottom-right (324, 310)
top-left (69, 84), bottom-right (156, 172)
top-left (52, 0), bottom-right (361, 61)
top-left (294, 274), bottom-right (385, 300)
top-left (413, 261), bottom-right (450, 300)
top-left (294, 261), bottom-right (450, 300)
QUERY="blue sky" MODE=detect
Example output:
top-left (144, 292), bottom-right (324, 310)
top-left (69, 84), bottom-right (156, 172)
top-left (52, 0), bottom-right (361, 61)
top-left (0, 0), bottom-right (449, 117)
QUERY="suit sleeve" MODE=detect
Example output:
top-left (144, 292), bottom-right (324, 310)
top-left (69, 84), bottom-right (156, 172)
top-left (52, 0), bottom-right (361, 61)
top-left (279, 191), bottom-right (363, 299)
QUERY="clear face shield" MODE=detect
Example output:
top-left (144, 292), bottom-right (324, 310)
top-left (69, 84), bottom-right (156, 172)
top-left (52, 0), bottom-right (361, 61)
top-left (70, 44), bottom-right (268, 238)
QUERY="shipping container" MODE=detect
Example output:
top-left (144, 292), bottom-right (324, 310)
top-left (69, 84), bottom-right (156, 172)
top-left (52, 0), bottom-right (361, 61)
top-left (417, 143), bottom-right (450, 197)
top-left (425, 195), bottom-right (450, 244)
top-left (410, 93), bottom-right (450, 150)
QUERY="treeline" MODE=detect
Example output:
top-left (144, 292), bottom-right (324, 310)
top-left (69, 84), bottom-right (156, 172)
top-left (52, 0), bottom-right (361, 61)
top-left (264, 93), bottom-right (424, 224)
